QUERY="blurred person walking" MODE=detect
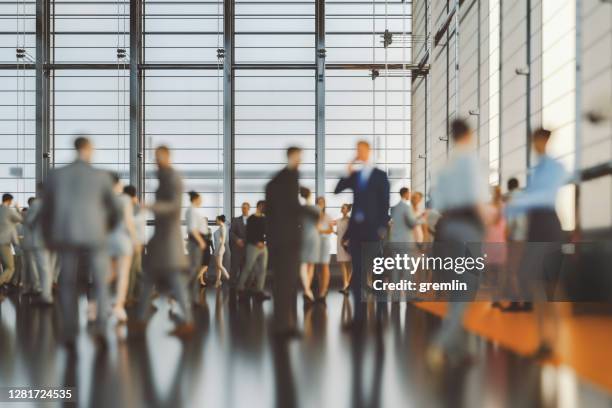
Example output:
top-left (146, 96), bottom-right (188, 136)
top-left (123, 185), bottom-right (145, 306)
top-left (265, 147), bottom-right (308, 337)
top-left (335, 203), bottom-right (352, 295)
top-left (41, 136), bottom-right (120, 347)
top-left (410, 192), bottom-right (426, 243)
top-left (134, 146), bottom-right (194, 338)
top-left (389, 187), bottom-right (424, 244)
top-left (23, 186), bottom-right (53, 304)
top-left (108, 173), bottom-right (138, 323)
top-left (0, 193), bottom-right (22, 292)
top-left (506, 128), bottom-right (569, 359)
top-left (427, 119), bottom-right (488, 368)
top-left (483, 186), bottom-right (507, 291)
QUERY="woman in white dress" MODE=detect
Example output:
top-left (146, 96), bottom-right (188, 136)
top-left (213, 215), bottom-right (230, 288)
top-left (335, 203), bottom-right (352, 295)
top-left (108, 174), bottom-right (137, 323)
top-left (315, 196), bottom-right (333, 301)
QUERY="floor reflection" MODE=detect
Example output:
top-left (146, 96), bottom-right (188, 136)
top-left (0, 291), bottom-right (609, 408)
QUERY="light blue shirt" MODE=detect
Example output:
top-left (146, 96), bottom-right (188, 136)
top-left (506, 154), bottom-right (568, 216)
top-left (432, 149), bottom-right (488, 212)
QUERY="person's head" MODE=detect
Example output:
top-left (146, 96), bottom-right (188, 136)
top-left (341, 203), bottom-right (352, 217)
top-left (531, 127), bottom-right (551, 156)
top-left (507, 177), bottom-right (519, 192)
top-left (356, 140), bottom-right (371, 162)
top-left (123, 185), bottom-right (138, 203)
top-left (2, 193), bottom-right (14, 205)
top-left (299, 187), bottom-right (312, 202)
top-left (155, 145), bottom-right (171, 168)
top-left (399, 187), bottom-right (410, 201)
top-left (411, 191), bottom-right (423, 207)
top-left (286, 146), bottom-right (303, 170)
top-left (450, 118), bottom-right (473, 146)
top-left (316, 196), bottom-right (326, 212)
top-left (188, 191), bottom-right (202, 207)
top-left (241, 202), bottom-right (250, 217)
top-left (256, 200), bottom-right (265, 215)
top-left (216, 214), bottom-right (226, 225)
top-left (74, 136), bottom-right (93, 162)
top-left (27, 197), bottom-right (35, 207)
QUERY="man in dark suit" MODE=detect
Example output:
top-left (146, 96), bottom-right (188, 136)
top-left (229, 202), bottom-right (250, 288)
top-left (41, 136), bottom-right (120, 347)
top-left (334, 140), bottom-right (390, 326)
top-left (265, 147), bottom-right (304, 337)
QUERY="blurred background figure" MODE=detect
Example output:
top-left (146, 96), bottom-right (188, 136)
top-left (41, 136), bottom-right (120, 348)
top-left (428, 118), bottom-right (488, 368)
top-left (265, 147), bottom-right (305, 338)
top-left (0, 193), bottom-right (22, 292)
top-left (299, 188), bottom-right (320, 304)
top-left (107, 173), bottom-right (138, 323)
top-left (22, 184), bottom-right (53, 305)
top-left (186, 191), bottom-right (208, 299)
top-left (237, 200), bottom-right (269, 301)
top-left (389, 187), bottom-right (424, 244)
top-left (335, 203), bottom-right (352, 295)
top-left (134, 145), bottom-right (194, 338)
top-left (315, 196), bottom-right (333, 302)
top-left (334, 140), bottom-right (390, 329)
top-left (230, 202), bottom-right (250, 291)
top-left (410, 191), bottom-right (426, 243)
top-left (483, 186), bottom-right (507, 292)
top-left (123, 184), bottom-right (145, 307)
top-left (213, 215), bottom-right (229, 288)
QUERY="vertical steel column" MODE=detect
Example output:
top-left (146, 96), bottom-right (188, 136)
top-left (525, 0), bottom-right (532, 168)
top-left (223, 0), bottom-right (235, 217)
top-left (35, 0), bottom-right (50, 186)
top-left (130, 0), bottom-right (143, 197)
top-left (315, 0), bottom-right (326, 197)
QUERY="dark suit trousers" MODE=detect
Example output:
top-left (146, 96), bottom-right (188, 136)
top-left (349, 239), bottom-right (382, 325)
top-left (58, 248), bottom-right (110, 341)
top-left (269, 243), bottom-right (299, 332)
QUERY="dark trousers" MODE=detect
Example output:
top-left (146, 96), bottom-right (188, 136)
top-left (58, 248), bottom-right (110, 341)
top-left (349, 239), bottom-right (383, 325)
top-left (269, 243), bottom-right (299, 332)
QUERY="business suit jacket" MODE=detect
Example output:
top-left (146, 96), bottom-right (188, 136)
top-left (41, 159), bottom-right (120, 250)
top-left (265, 167), bottom-right (303, 251)
top-left (146, 167), bottom-right (188, 271)
top-left (230, 216), bottom-right (247, 257)
top-left (334, 167), bottom-right (390, 246)
top-left (0, 206), bottom-right (22, 245)
top-left (23, 198), bottom-right (46, 249)
top-left (389, 200), bottom-right (420, 243)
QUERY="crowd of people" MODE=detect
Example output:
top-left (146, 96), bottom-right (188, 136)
top-left (0, 120), bottom-right (569, 365)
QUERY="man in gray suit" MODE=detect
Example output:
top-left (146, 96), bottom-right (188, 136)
top-left (134, 145), bottom-right (194, 338)
top-left (389, 187), bottom-right (423, 243)
top-left (229, 202), bottom-right (250, 287)
top-left (41, 136), bottom-right (120, 347)
top-left (23, 185), bottom-right (54, 305)
top-left (0, 193), bottom-right (22, 290)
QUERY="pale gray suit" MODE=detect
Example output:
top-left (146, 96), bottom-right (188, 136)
top-left (22, 198), bottom-right (53, 302)
top-left (41, 159), bottom-right (120, 340)
top-left (389, 200), bottom-right (421, 243)
top-left (137, 167), bottom-right (192, 323)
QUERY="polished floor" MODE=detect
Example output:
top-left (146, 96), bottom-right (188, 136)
top-left (1, 290), bottom-right (611, 408)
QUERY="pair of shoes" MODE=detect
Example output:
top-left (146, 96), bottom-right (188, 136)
top-left (501, 302), bottom-right (532, 312)
top-left (338, 288), bottom-right (349, 295)
top-left (315, 296), bottom-right (327, 305)
top-left (302, 293), bottom-right (314, 304)
top-left (169, 323), bottom-right (195, 339)
top-left (214, 280), bottom-right (222, 288)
